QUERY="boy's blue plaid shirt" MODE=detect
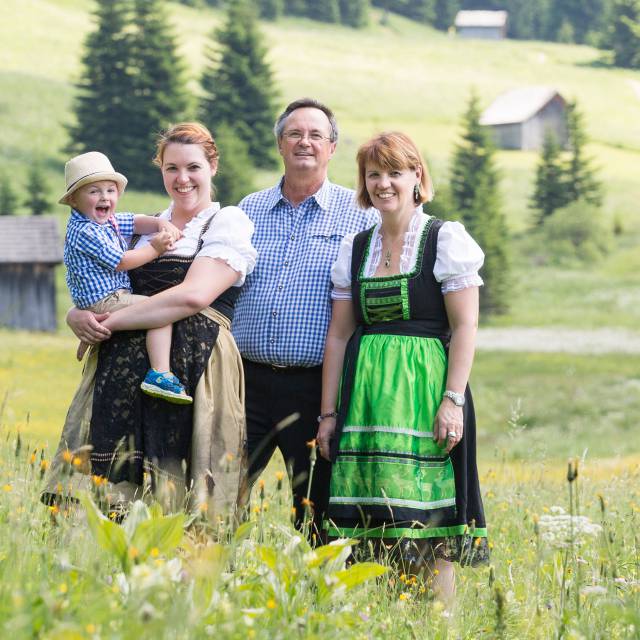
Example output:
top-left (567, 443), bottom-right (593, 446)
top-left (64, 210), bottom-right (135, 308)
top-left (233, 180), bottom-right (378, 367)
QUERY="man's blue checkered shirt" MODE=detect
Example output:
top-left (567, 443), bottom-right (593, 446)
top-left (232, 179), bottom-right (378, 367)
top-left (64, 210), bottom-right (135, 309)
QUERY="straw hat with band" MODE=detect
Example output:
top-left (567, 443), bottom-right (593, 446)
top-left (59, 151), bottom-right (128, 205)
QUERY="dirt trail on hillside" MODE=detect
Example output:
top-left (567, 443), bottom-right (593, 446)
top-left (476, 328), bottom-right (640, 354)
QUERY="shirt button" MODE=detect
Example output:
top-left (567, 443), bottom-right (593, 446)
top-left (290, 234), bottom-right (295, 240)
top-left (272, 311), bottom-right (277, 317)
top-left (284, 261), bottom-right (289, 267)
top-left (278, 284), bottom-right (283, 290)
top-left (269, 338), bottom-right (275, 344)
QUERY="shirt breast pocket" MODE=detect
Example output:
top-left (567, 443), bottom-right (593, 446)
top-left (307, 233), bottom-right (343, 275)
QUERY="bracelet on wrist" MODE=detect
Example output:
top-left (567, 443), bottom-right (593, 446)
top-left (317, 411), bottom-right (337, 423)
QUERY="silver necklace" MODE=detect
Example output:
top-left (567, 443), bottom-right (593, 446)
top-left (384, 248), bottom-right (392, 268)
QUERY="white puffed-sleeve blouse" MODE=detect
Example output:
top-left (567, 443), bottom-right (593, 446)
top-left (135, 202), bottom-right (257, 287)
top-left (331, 209), bottom-right (484, 300)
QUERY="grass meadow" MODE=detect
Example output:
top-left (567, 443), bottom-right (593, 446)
top-left (2, 1), bottom-right (640, 637)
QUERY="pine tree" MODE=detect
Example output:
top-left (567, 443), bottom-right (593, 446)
top-left (433, 0), bottom-right (459, 30)
top-left (213, 124), bottom-right (257, 207)
top-left (25, 164), bottom-right (51, 216)
top-left (67, 0), bottom-right (135, 159)
top-left (606, 0), bottom-right (640, 68)
top-left (200, 0), bottom-right (278, 169)
top-left (564, 100), bottom-right (602, 207)
top-left (123, 0), bottom-right (189, 191)
top-left (259, 0), bottom-right (283, 20)
top-left (0, 174), bottom-right (19, 215)
top-left (308, 0), bottom-right (341, 23)
top-left (283, 0), bottom-right (307, 16)
top-left (449, 93), bottom-right (509, 315)
top-left (339, 0), bottom-right (369, 27)
top-left (530, 131), bottom-right (568, 224)
top-left (68, 0), bottom-right (188, 192)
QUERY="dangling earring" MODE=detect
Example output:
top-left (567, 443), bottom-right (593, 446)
top-left (414, 183), bottom-right (421, 203)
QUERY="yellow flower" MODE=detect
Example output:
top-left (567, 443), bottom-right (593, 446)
top-left (150, 547), bottom-right (160, 558)
top-left (49, 504), bottom-right (60, 516)
top-left (59, 583), bottom-right (68, 594)
top-left (28, 452), bottom-right (36, 465)
top-left (198, 502), bottom-right (208, 513)
top-left (399, 593), bottom-right (409, 601)
top-left (40, 460), bottom-right (49, 472)
top-left (301, 497), bottom-right (314, 508)
top-left (62, 450), bottom-right (73, 464)
top-left (433, 569), bottom-right (440, 576)
top-left (266, 598), bottom-right (277, 609)
top-left (258, 479), bottom-right (265, 489)
top-left (86, 624), bottom-right (96, 634)
top-left (2, 484), bottom-right (12, 492)
top-left (226, 452), bottom-right (234, 462)
top-left (128, 546), bottom-right (139, 560)
top-left (275, 471), bottom-right (285, 481)
top-left (72, 457), bottom-right (82, 467)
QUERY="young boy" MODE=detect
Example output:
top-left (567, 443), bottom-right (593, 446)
top-left (61, 151), bottom-right (192, 404)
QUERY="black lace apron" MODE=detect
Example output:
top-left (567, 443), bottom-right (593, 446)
top-left (88, 214), bottom-right (240, 489)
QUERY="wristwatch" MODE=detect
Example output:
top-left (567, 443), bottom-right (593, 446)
top-left (443, 390), bottom-right (465, 407)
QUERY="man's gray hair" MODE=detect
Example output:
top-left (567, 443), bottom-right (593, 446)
top-left (273, 98), bottom-right (339, 143)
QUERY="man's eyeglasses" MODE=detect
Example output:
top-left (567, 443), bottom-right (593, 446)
top-left (282, 130), bottom-right (331, 143)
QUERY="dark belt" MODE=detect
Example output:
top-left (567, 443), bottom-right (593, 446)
top-left (242, 359), bottom-right (322, 374)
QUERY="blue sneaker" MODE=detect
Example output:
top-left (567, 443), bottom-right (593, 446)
top-left (140, 369), bottom-right (193, 405)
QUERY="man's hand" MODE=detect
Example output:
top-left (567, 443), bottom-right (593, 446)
top-left (66, 308), bottom-right (111, 343)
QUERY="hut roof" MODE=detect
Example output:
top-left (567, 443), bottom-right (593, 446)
top-left (0, 216), bottom-right (63, 264)
top-left (455, 10), bottom-right (508, 28)
top-left (480, 86), bottom-right (564, 126)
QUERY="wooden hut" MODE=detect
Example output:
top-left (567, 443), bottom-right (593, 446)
top-left (0, 216), bottom-right (63, 332)
top-left (455, 10), bottom-right (508, 40)
top-left (480, 86), bottom-right (568, 151)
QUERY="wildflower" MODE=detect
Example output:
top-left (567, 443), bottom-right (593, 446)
top-left (29, 452), bottom-right (37, 465)
top-left (474, 537), bottom-right (482, 547)
top-left (266, 598), bottom-right (276, 609)
top-left (226, 452), bottom-right (234, 462)
top-left (86, 624), bottom-right (96, 634)
top-left (150, 548), bottom-right (160, 558)
top-left (49, 504), bottom-right (60, 516)
top-left (301, 497), bottom-right (314, 508)
top-left (198, 502), bottom-right (208, 513)
top-left (62, 450), bottom-right (73, 464)
top-left (2, 484), bottom-right (12, 492)
top-left (129, 546), bottom-right (139, 560)
top-left (108, 512), bottom-right (117, 520)
top-left (40, 460), bottom-right (49, 476)
top-left (59, 583), bottom-right (68, 594)
top-left (72, 457), bottom-right (82, 467)
top-left (275, 471), bottom-right (285, 481)
top-left (253, 505), bottom-right (261, 514)
top-left (399, 593), bottom-right (409, 601)
top-left (433, 569), bottom-right (440, 576)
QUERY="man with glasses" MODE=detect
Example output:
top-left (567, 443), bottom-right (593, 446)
top-left (233, 98), bottom-right (378, 538)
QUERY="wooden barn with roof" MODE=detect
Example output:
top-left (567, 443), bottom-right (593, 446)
top-left (480, 86), bottom-right (568, 151)
top-left (0, 216), bottom-right (63, 331)
top-left (455, 10), bottom-right (508, 40)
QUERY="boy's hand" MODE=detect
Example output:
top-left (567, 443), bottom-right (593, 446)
top-left (157, 219), bottom-right (183, 245)
top-left (150, 230), bottom-right (174, 254)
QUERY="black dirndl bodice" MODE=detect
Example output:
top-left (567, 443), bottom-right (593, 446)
top-left (89, 213), bottom-right (239, 488)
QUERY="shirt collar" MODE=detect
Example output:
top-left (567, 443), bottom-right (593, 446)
top-left (268, 177), bottom-right (332, 212)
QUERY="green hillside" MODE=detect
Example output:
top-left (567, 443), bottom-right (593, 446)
top-left (2, 0), bottom-right (640, 327)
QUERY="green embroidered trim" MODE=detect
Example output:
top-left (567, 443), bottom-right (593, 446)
top-left (325, 524), bottom-right (488, 539)
top-left (400, 278), bottom-right (410, 320)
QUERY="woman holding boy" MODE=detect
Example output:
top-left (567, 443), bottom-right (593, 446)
top-left (45, 123), bottom-right (256, 518)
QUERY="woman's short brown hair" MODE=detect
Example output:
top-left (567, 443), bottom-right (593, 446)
top-left (153, 122), bottom-right (219, 167)
top-left (356, 132), bottom-right (434, 209)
